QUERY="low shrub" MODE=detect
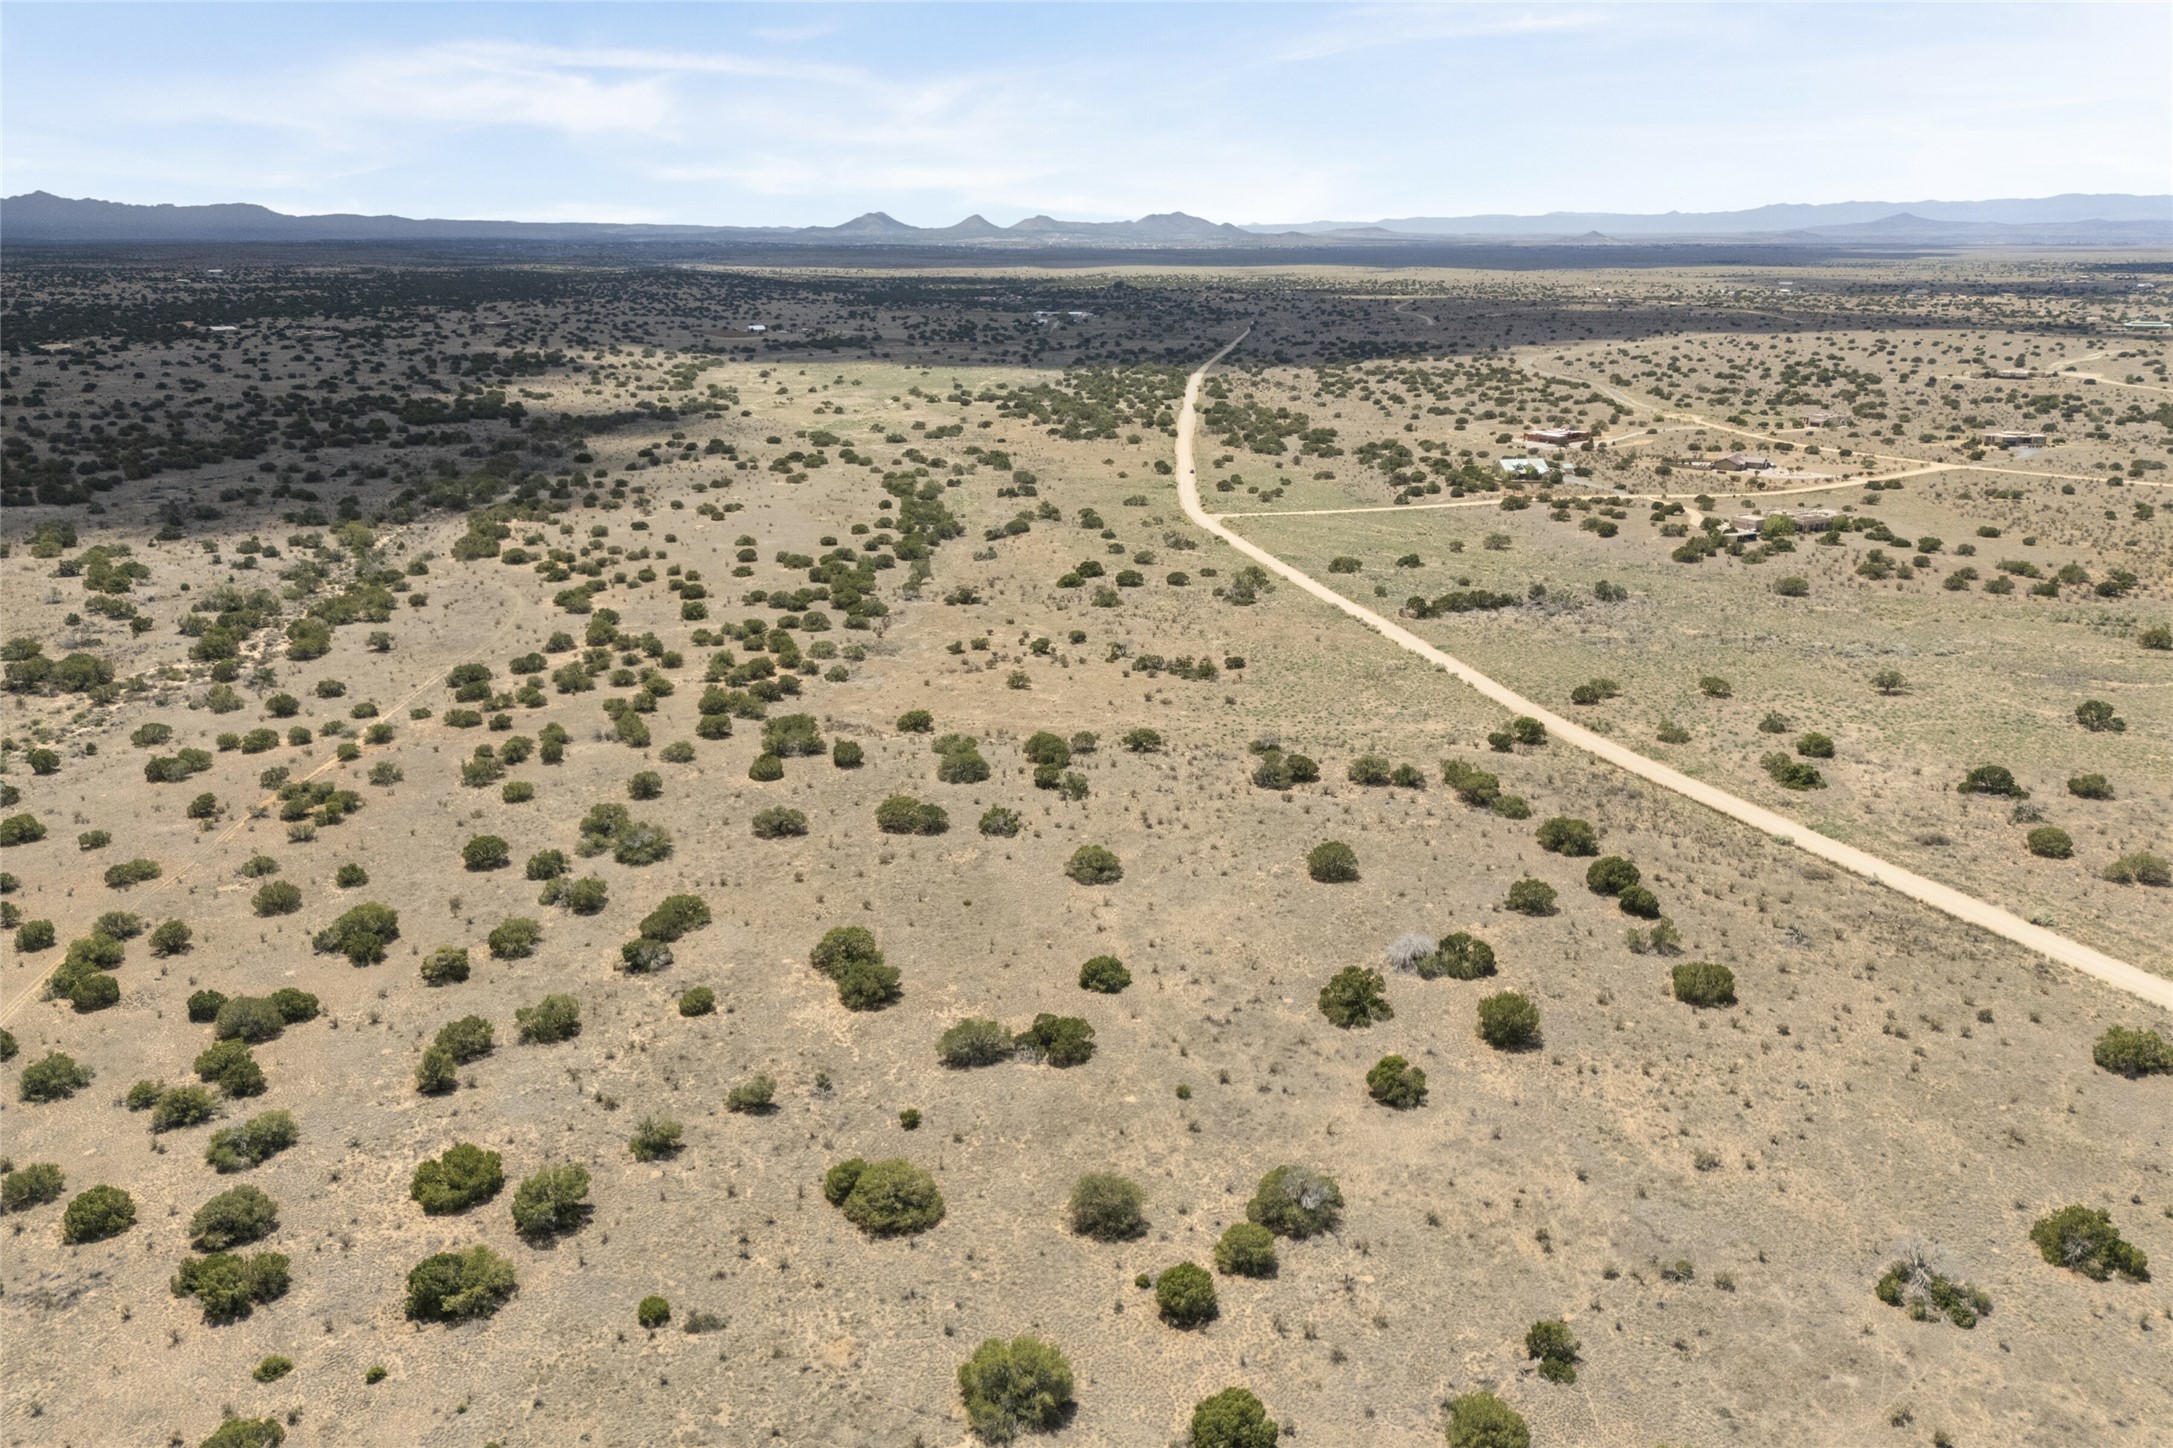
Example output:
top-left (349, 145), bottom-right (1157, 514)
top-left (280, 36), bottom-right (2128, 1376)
top-left (2025, 826), bottom-right (2073, 859)
top-left (1535, 817), bottom-right (1598, 856)
top-left (61, 1184), bottom-right (136, 1242)
top-left (199, 1418), bottom-right (286, 1448)
top-left (1504, 878), bottom-right (1557, 915)
top-left (1078, 955), bottom-right (1131, 993)
top-left (957, 1334), bottom-right (1073, 1442)
top-left (1959, 763), bottom-right (2023, 797)
top-left (1671, 961), bottom-right (1737, 1007)
top-left (1365, 1054), bottom-right (1428, 1109)
top-left (1305, 840), bottom-right (1360, 882)
top-left (1585, 855), bottom-right (1640, 895)
top-left (20, 1051), bottom-right (94, 1102)
top-left (2, 1161), bottom-right (66, 1212)
top-left (762, 712), bottom-right (825, 757)
top-left (1477, 991), bottom-right (1541, 1050)
top-left (172, 1250), bottom-right (290, 1324)
top-left (747, 804), bottom-right (810, 839)
top-left (629, 1115), bottom-right (684, 1161)
top-left (1874, 1252), bottom-right (1992, 1328)
top-left (678, 986), bottom-right (716, 1017)
top-left (515, 993), bottom-right (581, 1042)
top-left (1618, 884), bottom-right (1661, 918)
top-left (312, 901), bottom-right (399, 964)
top-left (1444, 1391), bottom-right (1529, 1448)
top-left (832, 739), bottom-right (864, 768)
top-left (404, 1243), bottom-right (518, 1322)
top-left (1068, 1172), bottom-right (1146, 1241)
top-left (1015, 1013), bottom-right (1095, 1066)
top-left (434, 1015), bottom-right (494, 1064)
top-left (938, 1018), bottom-right (1015, 1068)
top-left (215, 996), bottom-right (288, 1044)
top-left (1761, 752), bottom-right (1825, 790)
top-left (150, 1085), bottom-right (219, 1132)
top-left (488, 916), bottom-right (543, 959)
top-left (725, 1074), bottom-right (776, 1112)
top-left (979, 806), bottom-right (1023, 837)
top-left (421, 945), bottom-right (471, 986)
top-left (558, 876), bottom-right (608, 914)
top-left (251, 881), bottom-right (303, 917)
top-left (205, 1111), bottom-right (298, 1173)
top-left (2028, 1205), bottom-right (2149, 1282)
top-left (1213, 1222), bottom-right (1277, 1278)
top-left (2103, 851), bottom-right (2170, 886)
top-left (1318, 966), bottom-right (1392, 1028)
top-left (640, 893), bottom-right (712, 941)
top-left (638, 1294), bottom-right (671, 1329)
top-left (1064, 845), bottom-right (1122, 885)
top-left (1190, 1386), bottom-right (1277, 1448)
top-left (103, 857), bottom-right (164, 889)
top-left (1155, 1261), bottom-right (1218, 1328)
top-left (2067, 773), bottom-right (2112, 800)
top-left (1417, 932), bottom-right (1496, 980)
top-left (193, 1039), bottom-right (265, 1097)
top-left (2093, 1026), bottom-right (2173, 1078)
top-left (875, 794), bottom-right (949, 835)
top-left (828, 1157), bottom-right (945, 1236)
top-left (511, 1163), bottom-right (592, 1237)
top-left (189, 1184), bottom-right (278, 1250)
top-left (1525, 1319), bottom-right (1580, 1383)
top-left (1245, 1164), bottom-right (1342, 1239)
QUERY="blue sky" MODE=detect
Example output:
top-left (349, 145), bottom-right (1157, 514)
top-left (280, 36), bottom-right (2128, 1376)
top-left (4, 3), bottom-right (2167, 226)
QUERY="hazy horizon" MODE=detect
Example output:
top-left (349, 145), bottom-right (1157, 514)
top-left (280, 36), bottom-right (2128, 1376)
top-left (4, 2), bottom-right (2169, 229)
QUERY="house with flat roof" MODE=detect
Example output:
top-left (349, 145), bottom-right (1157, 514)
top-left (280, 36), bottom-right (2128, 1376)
top-left (1497, 457), bottom-right (1551, 478)
top-left (1712, 452), bottom-right (1772, 472)
top-left (1522, 427), bottom-right (1590, 446)
top-left (1982, 430), bottom-right (2047, 448)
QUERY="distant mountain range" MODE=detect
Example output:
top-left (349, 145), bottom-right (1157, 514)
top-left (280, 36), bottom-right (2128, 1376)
top-left (0, 193), bottom-right (1263, 247)
top-left (4, 190), bottom-right (2167, 248)
top-left (1251, 194), bottom-right (2172, 239)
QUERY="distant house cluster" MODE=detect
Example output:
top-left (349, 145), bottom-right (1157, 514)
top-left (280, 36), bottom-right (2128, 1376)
top-left (1724, 508), bottom-right (1836, 541)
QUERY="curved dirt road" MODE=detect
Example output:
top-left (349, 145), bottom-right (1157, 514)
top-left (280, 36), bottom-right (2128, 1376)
top-left (1174, 336), bottom-right (2173, 1013)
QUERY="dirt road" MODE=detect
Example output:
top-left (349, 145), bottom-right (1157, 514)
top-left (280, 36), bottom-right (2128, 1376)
top-left (1174, 337), bottom-right (2173, 1013)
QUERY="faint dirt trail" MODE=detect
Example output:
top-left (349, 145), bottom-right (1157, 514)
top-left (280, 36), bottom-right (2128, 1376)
top-left (1174, 336), bottom-right (2173, 1013)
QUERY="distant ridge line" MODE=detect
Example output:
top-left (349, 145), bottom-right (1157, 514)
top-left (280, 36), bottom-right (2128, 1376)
top-left (4, 190), bottom-right (2167, 248)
